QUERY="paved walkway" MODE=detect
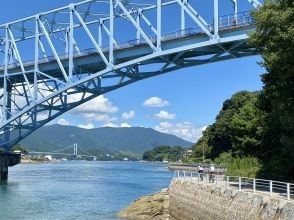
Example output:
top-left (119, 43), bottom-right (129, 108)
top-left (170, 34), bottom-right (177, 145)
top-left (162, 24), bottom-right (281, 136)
top-left (175, 176), bottom-right (293, 202)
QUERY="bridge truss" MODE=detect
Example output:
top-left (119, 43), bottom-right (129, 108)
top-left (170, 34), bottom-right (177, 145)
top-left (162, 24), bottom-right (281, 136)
top-left (0, 0), bottom-right (262, 150)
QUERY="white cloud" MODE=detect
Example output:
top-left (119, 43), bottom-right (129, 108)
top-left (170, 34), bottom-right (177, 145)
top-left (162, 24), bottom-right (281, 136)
top-left (154, 122), bottom-right (206, 143)
top-left (143, 97), bottom-right (169, 107)
top-left (102, 122), bottom-right (131, 128)
top-left (157, 122), bottom-right (172, 129)
top-left (37, 112), bottom-right (49, 121)
top-left (78, 123), bottom-right (95, 129)
top-left (57, 118), bottom-right (70, 126)
top-left (81, 113), bottom-right (117, 123)
top-left (154, 110), bottom-right (176, 120)
top-left (102, 123), bottom-right (119, 128)
top-left (71, 95), bottom-right (119, 115)
top-left (122, 110), bottom-right (135, 120)
top-left (67, 95), bottom-right (119, 124)
top-left (120, 123), bottom-right (131, 128)
top-left (83, 113), bottom-right (96, 119)
top-left (96, 114), bottom-right (117, 123)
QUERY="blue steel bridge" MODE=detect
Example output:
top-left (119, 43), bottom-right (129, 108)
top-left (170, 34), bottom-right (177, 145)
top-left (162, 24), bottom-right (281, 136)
top-left (0, 0), bottom-right (262, 150)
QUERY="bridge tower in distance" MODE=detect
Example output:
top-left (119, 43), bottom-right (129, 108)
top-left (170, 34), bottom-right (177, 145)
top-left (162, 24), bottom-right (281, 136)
top-left (73, 143), bottom-right (78, 157)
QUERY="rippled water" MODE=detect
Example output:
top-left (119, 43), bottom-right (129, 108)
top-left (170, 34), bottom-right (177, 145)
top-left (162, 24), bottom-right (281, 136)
top-left (0, 161), bottom-right (173, 220)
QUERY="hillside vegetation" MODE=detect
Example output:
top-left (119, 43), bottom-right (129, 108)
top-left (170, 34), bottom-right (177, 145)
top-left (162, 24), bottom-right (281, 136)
top-left (191, 91), bottom-right (263, 178)
top-left (19, 126), bottom-right (192, 160)
top-left (142, 145), bottom-right (185, 162)
top-left (191, 0), bottom-right (294, 181)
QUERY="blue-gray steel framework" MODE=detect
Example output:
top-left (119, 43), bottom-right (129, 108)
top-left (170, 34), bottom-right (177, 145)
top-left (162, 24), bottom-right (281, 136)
top-left (0, 0), bottom-right (262, 150)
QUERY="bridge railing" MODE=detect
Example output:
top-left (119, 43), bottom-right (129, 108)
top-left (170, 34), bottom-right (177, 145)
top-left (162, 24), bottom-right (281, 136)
top-left (218, 11), bottom-right (255, 29)
top-left (0, 10), bottom-right (255, 72)
top-left (174, 170), bottom-right (294, 201)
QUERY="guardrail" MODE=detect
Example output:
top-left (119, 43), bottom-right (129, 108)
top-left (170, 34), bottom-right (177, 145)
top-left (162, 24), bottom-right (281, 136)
top-left (0, 10), bottom-right (255, 71)
top-left (174, 170), bottom-right (294, 201)
top-left (169, 163), bottom-right (226, 175)
top-left (169, 162), bottom-right (226, 169)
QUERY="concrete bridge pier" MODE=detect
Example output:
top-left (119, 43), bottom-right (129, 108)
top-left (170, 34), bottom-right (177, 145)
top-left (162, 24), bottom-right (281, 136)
top-left (0, 166), bottom-right (8, 181)
top-left (0, 152), bottom-right (21, 181)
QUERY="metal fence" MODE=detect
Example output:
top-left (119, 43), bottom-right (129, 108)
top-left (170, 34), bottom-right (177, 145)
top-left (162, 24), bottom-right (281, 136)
top-left (174, 170), bottom-right (294, 201)
top-left (169, 162), bottom-right (226, 175)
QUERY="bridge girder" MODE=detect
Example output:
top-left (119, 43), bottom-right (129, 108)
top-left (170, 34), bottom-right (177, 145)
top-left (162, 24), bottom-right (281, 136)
top-left (0, 0), bottom-right (262, 150)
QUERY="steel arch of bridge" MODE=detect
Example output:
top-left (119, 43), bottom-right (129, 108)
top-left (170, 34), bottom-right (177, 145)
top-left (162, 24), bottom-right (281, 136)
top-left (0, 0), bottom-right (262, 150)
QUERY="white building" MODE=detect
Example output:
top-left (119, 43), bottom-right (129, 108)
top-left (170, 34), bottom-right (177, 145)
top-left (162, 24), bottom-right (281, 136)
top-left (44, 155), bottom-right (52, 161)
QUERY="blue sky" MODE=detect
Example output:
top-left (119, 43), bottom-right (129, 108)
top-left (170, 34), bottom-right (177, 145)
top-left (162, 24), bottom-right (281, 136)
top-left (1, 0), bottom-right (264, 142)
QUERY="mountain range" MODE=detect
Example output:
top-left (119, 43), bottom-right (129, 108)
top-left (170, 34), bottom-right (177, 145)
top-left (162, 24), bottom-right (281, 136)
top-left (19, 125), bottom-right (193, 160)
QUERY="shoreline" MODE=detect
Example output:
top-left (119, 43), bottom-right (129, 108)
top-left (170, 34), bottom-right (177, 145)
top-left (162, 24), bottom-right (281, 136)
top-left (20, 159), bottom-right (60, 164)
top-left (118, 188), bottom-right (170, 220)
top-left (120, 179), bottom-right (294, 220)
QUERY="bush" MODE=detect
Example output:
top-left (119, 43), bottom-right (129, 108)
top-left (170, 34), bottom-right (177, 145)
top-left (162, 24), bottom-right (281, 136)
top-left (214, 152), bottom-right (261, 178)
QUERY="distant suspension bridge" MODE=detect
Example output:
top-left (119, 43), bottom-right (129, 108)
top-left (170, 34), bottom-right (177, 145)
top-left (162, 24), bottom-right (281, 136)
top-left (28, 143), bottom-right (97, 160)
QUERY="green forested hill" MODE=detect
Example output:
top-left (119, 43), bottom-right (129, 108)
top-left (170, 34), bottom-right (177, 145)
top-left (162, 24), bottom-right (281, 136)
top-left (19, 125), bottom-right (192, 159)
top-left (195, 91), bottom-right (263, 159)
top-left (249, 0), bottom-right (294, 181)
top-left (191, 91), bottom-right (263, 177)
top-left (191, 0), bottom-right (294, 182)
top-left (142, 145), bottom-right (185, 162)
top-left (191, 89), bottom-right (292, 180)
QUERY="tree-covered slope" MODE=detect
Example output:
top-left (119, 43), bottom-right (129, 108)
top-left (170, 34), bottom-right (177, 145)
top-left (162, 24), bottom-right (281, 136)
top-left (142, 145), bottom-right (185, 162)
top-left (250, 0), bottom-right (294, 181)
top-left (191, 91), bottom-right (264, 178)
top-left (19, 125), bottom-right (192, 158)
top-left (191, 1), bottom-right (294, 182)
top-left (192, 91), bottom-right (263, 159)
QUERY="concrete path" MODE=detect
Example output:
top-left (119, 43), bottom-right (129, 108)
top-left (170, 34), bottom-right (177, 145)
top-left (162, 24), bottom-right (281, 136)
top-left (175, 176), bottom-right (293, 202)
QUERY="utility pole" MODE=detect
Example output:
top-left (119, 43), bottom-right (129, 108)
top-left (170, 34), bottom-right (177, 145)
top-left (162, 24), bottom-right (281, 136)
top-left (202, 144), bottom-right (204, 162)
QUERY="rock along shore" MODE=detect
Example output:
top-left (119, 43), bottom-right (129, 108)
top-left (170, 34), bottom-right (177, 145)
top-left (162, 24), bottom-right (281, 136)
top-left (21, 158), bottom-right (60, 164)
top-left (118, 188), bottom-right (170, 220)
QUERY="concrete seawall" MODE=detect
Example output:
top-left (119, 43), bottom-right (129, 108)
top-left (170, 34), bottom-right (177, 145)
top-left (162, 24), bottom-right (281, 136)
top-left (169, 179), bottom-right (294, 220)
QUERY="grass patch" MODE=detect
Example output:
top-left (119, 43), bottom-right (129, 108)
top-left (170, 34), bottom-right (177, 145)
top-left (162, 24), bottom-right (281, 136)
top-left (214, 152), bottom-right (262, 178)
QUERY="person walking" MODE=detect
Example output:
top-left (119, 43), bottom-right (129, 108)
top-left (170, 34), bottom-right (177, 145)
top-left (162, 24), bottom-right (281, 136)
top-left (198, 163), bottom-right (204, 181)
top-left (209, 164), bottom-right (215, 183)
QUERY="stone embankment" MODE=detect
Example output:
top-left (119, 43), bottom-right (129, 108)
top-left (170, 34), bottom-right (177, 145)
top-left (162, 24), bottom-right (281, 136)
top-left (169, 179), bottom-right (294, 220)
top-left (118, 188), bottom-right (170, 220)
top-left (120, 179), bottom-right (294, 220)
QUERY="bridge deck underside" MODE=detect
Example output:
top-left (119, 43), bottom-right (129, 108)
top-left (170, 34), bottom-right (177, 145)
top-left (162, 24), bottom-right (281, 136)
top-left (0, 24), bottom-right (257, 148)
top-left (0, 25), bottom-right (255, 87)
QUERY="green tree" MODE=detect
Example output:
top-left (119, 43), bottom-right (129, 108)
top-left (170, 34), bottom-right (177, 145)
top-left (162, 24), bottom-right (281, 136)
top-left (191, 134), bottom-right (211, 161)
top-left (191, 91), bottom-right (264, 177)
top-left (142, 145), bottom-right (185, 162)
top-left (250, 0), bottom-right (294, 181)
top-left (230, 95), bottom-right (264, 157)
top-left (11, 144), bottom-right (28, 154)
top-left (201, 91), bottom-right (262, 159)
top-left (215, 152), bottom-right (262, 178)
